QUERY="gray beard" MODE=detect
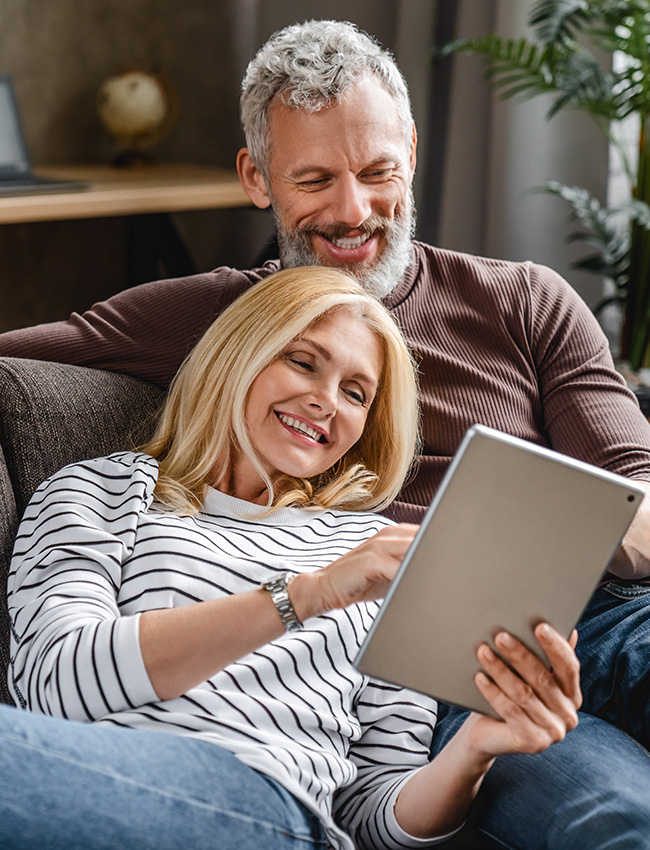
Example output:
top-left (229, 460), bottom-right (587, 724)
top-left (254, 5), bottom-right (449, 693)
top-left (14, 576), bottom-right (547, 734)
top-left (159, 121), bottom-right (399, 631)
top-left (272, 191), bottom-right (416, 300)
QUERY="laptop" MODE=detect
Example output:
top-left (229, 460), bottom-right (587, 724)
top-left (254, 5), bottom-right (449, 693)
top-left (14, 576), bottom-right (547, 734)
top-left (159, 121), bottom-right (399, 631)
top-left (355, 424), bottom-right (645, 717)
top-left (0, 76), bottom-right (88, 196)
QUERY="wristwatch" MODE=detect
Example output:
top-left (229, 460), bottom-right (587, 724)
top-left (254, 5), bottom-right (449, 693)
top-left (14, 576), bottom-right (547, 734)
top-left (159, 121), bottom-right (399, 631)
top-left (262, 572), bottom-right (303, 632)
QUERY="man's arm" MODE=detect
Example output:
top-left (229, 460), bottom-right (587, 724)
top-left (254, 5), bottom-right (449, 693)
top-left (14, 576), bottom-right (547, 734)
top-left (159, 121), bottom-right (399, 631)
top-left (531, 264), bottom-right (650, 578)
top-left (0, 266), bottom-right (274, 387)
top-left (609, 480), bottom-right (650, 579)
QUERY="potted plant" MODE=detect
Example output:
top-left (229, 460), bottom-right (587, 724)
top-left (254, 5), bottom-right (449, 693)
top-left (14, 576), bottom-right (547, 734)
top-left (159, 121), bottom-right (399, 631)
top-left (437, 0), bottom-right (650, 381)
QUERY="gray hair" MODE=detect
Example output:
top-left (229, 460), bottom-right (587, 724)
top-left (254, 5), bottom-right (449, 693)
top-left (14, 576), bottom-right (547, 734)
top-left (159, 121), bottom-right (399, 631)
top-left (240, 20), bottom-right (413, 180)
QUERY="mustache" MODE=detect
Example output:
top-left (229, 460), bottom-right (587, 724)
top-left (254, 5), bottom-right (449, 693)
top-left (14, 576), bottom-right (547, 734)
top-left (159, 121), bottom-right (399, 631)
top-left (295, 216), bottom-right (390, 240)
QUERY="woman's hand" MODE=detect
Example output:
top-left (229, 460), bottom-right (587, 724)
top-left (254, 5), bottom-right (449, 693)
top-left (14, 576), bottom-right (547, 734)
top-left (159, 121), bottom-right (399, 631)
top-left (141, 523), bottom-right (418, 700)
top-left (290, 524), bottom-right (419, 620)
top-left (393, 623), bottom-right (582, 841)
top-left (466, 623), bottom-right (582, 758)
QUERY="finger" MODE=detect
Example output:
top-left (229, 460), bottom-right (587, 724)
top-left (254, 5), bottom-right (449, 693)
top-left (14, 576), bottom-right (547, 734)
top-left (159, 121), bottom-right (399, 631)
top-left (362, 525), bottom-right (418, 558)
top-left (479, 635), bottom-right (579, 731)
top-left (533, 623), bottom-right (582, 710)
top-left (477, 641), bottom-right (545, 717)
top-left (476, 642), bottom-right (575, 748)
top-left (473, 671), bottom-right (567, 754)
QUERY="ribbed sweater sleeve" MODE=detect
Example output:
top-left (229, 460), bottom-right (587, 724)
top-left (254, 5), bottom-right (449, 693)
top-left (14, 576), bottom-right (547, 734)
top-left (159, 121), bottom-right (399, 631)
top-left (3, 244), bottom-right (649, 520)
top-left (383, 244), bottom-right (650, 521)
top-left (8, 453), bottom-right (160, 717)
top-left (0, 264), bottom-right (278, 387)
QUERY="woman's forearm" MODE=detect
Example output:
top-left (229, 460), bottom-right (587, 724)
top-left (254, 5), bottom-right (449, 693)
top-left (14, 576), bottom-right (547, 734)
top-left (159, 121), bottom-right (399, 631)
top-left (393, 715), bottom-right (494, 839)
top-left (139, 572), bottom-right (322, 700)
top-left (139, 525), bottom-right (418, 700)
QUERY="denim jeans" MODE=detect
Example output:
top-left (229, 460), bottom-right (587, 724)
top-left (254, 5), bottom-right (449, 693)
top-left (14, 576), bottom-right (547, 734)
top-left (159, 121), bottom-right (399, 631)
top-left (432, 581), bottom-right (650, 849)
top-left (0, 703), bottom-right (327, 850)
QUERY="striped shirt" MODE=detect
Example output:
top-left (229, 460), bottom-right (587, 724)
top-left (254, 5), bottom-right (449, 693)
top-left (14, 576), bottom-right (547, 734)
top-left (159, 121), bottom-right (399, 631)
top-left (8, 452), bottom-right (444, 850)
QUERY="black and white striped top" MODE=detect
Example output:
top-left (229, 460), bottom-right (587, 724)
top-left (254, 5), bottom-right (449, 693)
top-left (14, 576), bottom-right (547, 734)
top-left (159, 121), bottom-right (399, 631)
top-left (8, 452), bottom-right (444, 850)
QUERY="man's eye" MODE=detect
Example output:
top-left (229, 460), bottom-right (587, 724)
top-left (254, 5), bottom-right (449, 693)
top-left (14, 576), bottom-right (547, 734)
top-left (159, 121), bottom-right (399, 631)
top-left (364, 168), bottom-right (392, 181)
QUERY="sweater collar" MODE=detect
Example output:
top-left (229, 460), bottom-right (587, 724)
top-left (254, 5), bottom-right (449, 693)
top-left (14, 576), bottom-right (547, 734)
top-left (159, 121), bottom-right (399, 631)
top-left (202, 486), bottom-right (326, 526)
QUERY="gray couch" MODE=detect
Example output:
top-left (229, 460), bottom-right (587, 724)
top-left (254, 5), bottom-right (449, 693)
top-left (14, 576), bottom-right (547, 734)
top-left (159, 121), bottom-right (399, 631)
top-left (0, 355), bottom-right (490, 848)
top-left (0, 356), bottom-right (165, 706)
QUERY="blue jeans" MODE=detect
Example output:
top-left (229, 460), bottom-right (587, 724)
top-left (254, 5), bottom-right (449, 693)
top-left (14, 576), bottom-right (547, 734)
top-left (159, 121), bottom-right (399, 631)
top-left (432, 581), bottom-right (650, 849)
top-left (0, 704), bottom-right (327, 850)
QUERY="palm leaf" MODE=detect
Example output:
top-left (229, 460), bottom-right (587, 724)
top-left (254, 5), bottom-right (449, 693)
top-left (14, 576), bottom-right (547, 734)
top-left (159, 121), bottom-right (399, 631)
top-left (529, 0), bottom-right (594, 45)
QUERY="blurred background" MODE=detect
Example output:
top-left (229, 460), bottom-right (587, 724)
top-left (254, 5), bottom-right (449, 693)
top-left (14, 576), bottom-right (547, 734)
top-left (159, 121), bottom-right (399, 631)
top-left (0, 0), bottom-right (609, 336)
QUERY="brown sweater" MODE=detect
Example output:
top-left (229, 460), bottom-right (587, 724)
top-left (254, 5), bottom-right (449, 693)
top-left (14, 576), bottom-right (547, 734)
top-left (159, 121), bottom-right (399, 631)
top-left (3, 241), bottom-right (650, 522)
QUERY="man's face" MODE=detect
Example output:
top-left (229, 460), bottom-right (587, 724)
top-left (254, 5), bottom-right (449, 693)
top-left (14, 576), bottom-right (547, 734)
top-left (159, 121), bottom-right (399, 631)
top-left (263, 77), bottom-right (416, 298)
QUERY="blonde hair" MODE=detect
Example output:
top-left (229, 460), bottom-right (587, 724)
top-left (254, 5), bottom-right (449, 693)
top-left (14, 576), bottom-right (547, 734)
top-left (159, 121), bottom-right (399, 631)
top-left (141, 267), bottom-right (419, 515)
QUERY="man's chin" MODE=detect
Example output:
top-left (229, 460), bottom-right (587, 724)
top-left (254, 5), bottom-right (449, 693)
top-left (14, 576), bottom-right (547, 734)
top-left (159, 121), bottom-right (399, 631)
top-left (276, 214), bottom-right (414, 299)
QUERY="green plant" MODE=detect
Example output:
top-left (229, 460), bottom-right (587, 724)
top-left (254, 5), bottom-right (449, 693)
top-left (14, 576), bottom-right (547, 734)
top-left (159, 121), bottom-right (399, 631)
top-left (437, 0), bottom-right (650, 369)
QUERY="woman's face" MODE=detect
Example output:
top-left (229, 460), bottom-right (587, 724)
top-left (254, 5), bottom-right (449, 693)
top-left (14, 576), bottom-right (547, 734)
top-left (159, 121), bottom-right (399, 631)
top-left (231, 309), bottom-right (383, 503)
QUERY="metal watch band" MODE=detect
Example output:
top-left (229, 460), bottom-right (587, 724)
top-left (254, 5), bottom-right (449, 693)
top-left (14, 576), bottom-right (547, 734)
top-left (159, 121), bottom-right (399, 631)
top-left (262, 572), bottom-right (302, 632)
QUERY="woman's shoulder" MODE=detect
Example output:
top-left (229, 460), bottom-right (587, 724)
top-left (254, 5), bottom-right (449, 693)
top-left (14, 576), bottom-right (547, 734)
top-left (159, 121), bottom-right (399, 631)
top-left (34, 451), bottom-right (159, 504)
top-left (54, 450), bottom-right (158, 479)
top-left (311, 508), bottom-right (395, 537)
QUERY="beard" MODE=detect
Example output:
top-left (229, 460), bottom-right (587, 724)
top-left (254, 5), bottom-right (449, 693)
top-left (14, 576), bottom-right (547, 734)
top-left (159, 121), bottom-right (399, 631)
top-left (272, 190), bottom-right (416, 300)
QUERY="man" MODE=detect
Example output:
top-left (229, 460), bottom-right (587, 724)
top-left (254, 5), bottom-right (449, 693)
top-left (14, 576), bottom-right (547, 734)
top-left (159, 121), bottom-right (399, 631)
top-left (2, 19), bottom-right (650, 847)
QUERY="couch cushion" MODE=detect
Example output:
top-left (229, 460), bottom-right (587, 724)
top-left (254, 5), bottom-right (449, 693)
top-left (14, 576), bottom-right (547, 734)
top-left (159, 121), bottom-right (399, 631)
top-left (0, 440), bottom-right (17, 706)
top-left (0, 357), bottom-right (165, 705)
top-left (0, 357), bottom-right (165, 515)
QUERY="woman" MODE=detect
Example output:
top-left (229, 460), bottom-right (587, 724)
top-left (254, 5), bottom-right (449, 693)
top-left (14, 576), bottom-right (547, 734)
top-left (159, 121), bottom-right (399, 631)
top-left (4, 268), bottom-right (580, 850)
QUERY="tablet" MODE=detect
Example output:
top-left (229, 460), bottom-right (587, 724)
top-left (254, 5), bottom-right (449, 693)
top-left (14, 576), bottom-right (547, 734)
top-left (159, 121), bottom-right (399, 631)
top-left (355, 424), bottom-right (645, 717)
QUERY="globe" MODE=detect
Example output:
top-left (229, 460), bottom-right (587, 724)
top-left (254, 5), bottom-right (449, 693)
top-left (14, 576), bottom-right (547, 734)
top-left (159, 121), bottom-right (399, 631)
top-left (97, 70), bottom-right (176, 165)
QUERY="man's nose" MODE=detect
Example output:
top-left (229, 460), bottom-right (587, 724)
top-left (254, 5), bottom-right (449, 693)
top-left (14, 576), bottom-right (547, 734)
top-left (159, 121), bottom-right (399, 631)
top-left (330, 176), bottom-right (373, 228)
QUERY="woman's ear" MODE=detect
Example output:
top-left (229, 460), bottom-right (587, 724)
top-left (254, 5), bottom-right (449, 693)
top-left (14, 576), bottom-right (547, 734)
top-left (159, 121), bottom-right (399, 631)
top-left (237, 148), bottom-right (272, 210)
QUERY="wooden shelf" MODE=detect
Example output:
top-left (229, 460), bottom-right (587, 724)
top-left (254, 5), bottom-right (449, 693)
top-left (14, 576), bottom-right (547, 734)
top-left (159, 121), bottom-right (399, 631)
top-left (0, 163), bottom-right (251, 224)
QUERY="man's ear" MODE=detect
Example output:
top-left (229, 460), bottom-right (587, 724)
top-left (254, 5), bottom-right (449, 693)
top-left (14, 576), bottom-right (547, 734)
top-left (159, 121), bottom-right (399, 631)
top-left (237, 148), bottom-right (272, 210)
top-left (409, 122), bottom-right (418, 176)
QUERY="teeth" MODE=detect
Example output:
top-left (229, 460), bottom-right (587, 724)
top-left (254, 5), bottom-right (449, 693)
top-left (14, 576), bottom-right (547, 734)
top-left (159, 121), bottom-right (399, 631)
top-left (330, 233), bottom-right (371, 250)
top-left (279, 414), bottom-right (325, 443)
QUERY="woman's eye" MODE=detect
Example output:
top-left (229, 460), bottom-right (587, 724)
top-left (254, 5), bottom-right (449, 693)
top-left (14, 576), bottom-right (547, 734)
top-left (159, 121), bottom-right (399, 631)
top-left (289, 357), bottom-right (313, 371)
top-left (343, 387), bottom-right (366, 405)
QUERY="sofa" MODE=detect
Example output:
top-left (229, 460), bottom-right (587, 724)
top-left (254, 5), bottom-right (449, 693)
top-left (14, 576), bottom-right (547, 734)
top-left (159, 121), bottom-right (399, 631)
top-left (0, 356), bottom-right (165, 706)
top-left (0, 355), bottom-right (490, 849)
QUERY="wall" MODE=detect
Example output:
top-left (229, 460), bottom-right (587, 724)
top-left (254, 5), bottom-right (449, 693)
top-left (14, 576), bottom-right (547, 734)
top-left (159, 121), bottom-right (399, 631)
top-left (0, 0), bottom-right (437, 331)
top-left (0, 0), bottom-right (265, 331)
top-left (437, 0), bottom-right (610, 315)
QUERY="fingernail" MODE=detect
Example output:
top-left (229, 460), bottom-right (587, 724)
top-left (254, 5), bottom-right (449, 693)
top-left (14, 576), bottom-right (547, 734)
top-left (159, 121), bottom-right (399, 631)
top-left (479, 643), bottom-right (495, 662)
top-left (496, 631), bottom-right (514, 648)
top-left (537, 623), bottom-right (551, 639)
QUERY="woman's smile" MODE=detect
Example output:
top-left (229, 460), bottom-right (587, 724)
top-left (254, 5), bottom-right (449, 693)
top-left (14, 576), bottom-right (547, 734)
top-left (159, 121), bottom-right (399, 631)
top-left (275, 411), bottom-right (329, 444)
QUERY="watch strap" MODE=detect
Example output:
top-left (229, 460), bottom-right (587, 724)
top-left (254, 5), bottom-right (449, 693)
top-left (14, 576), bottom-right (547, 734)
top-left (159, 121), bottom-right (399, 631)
top-left (262, 572), bottom-right (302, 632)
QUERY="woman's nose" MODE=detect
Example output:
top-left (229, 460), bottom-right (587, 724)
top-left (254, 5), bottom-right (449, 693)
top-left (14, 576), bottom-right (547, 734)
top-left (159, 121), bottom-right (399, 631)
top-left (308, 382), bottom-right (338, 417)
